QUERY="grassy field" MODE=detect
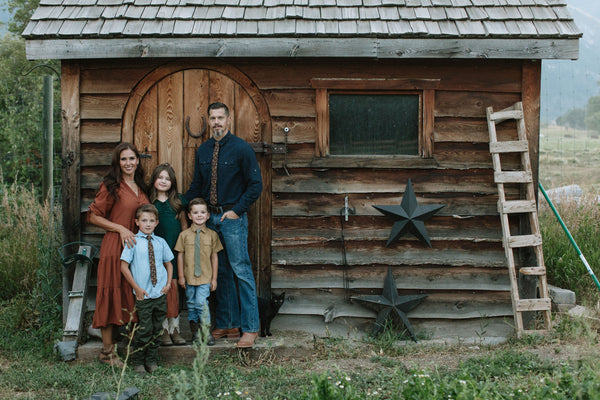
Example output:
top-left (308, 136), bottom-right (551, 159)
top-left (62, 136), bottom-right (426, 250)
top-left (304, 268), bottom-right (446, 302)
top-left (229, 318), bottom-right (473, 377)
top-left (539, 124), bottom-right (600, 190)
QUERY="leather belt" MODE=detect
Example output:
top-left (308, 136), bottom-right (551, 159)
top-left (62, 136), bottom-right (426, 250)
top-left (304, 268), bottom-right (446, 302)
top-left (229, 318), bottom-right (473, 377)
top-left (208, 204), bottom-right (234, 214)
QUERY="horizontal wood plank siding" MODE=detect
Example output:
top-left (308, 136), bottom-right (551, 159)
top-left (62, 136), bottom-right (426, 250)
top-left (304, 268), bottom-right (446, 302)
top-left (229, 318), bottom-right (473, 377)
top-left (73, 58), bottom-right (539, 339)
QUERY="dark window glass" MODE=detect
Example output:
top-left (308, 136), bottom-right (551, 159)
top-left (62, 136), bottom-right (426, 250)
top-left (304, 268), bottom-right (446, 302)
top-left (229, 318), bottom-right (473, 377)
top-left (329, 94), bottom-right (419, 155)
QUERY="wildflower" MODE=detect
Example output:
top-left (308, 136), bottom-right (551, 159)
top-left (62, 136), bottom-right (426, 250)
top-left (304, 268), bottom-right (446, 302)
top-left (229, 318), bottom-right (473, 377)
top-left (345, 376), bottom-right (351, 381)
top-left (236, 391), bottom-right (242, 396)
top-left (459, 380), bottom-right (466, 385)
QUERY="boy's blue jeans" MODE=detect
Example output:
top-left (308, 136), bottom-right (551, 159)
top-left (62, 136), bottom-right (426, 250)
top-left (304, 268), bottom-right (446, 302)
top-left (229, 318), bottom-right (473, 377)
top-left (185, 283), bottom-right (211, 325)
top-left (132, 295), bottom-right (166, 366)
top-left (207, 212), bottom-right (260, 333)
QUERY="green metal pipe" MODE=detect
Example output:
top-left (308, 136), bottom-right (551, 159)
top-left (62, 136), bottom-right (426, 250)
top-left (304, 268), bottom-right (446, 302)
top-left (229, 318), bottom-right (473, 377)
top-left (539, 182), bottom-right (600, 292)
top-left (42, 75), bottom-right (53, 203)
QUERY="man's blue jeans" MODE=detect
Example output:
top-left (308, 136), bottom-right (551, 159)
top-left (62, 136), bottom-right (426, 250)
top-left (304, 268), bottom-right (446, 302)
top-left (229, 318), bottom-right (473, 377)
top-left (207, 212), bottom-right (259, 333)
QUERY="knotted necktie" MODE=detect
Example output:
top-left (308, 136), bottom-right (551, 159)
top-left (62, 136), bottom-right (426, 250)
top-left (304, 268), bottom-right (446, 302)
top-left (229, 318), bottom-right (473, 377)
top-left (210, 140), bottom-right (220, 205)
top-left (194, 229), bottom-right (202, 277)
top-left (147, 235), bottom-right (157, 286)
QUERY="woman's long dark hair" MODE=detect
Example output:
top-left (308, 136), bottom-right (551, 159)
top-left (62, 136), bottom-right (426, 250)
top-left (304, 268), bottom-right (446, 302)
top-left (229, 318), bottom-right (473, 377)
top-left (149, 163), bottom-right (184, 217)
top-left (102, 142), bottom-right (147, 200)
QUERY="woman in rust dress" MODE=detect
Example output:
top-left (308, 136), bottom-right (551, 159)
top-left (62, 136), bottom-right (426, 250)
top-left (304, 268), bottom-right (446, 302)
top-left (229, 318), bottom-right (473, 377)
top-left (88, 142), bottom-right (149, 366)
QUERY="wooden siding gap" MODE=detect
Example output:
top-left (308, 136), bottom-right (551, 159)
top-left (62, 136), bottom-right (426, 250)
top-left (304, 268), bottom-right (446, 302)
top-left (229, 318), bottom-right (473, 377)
top-left (160, 19), bottom-right (175, 34)
top-left (388, 20), bottom-right (412, 34)
top-left (173, 19), bottom-right (195, 34)
top-left (141, 6), bottom-right (160, 18)
top-left (428, 7), bottom-right (447, 20)
top-left (257, 20), bottom-right (276, 34)
top-left (379, 6), bottom-right (399, 20)
top-left (466, 7), bottom-right (488, 20)
top-left (414, 7), bottom-right (431, 19)
top-left (265, 6), bottom-right (286, 19)
top-left (341, 7), bottom-right (359, 19)
top-left (515, 20), bottom-right (536, 35)
top-left (359, 7), bottom-right (380, 19)
top-left (58, 20), bottom-right (85, 36)
top-left (172, 5), bottom-right (195, 18)
top-left (123, 20), bottom-right (144, 35)
top-left (531, 6), bottom-right (556, 20)
top-left (244, 7), bottom-right (268, 19)
top-left (370, 19), bottom-right (389, 33)
top-left (456, 19), bottom-right (485, 35)
top-left (206, 6), bottom-right (225, 18)
top-left (424, 20), bottom-right (441, 35)
top-left (409, 19), bottom-right (429, 34)
top-left (222, 6), bottom-right (245, 18)
top-left (141, 19), bottom-right (163, 34)
top-left (192, 19), bottom-right (212, 34)
top-left (157, 5), bottom-right (176, 18)
top-left (286, 6), bottom-right (304, 18)
top-left (237, 20), bottom-right (259, 34)
top-left (338, 20), bottom-right (357, 34)
top-left (296, 19), bottom-right (318, 33)
top-left (100, 18), bottom-right (127, 34)
top-left (124, 6), bottom-right (144, 19)
top-left (445, 7), bottom-right (467, 20)
top-left (517, 6), bottom-right (533, 19)
top-left (321, 7), bottom-right (342, 19)
top-left (303, 6), bottom-right (321, 19)
top-left (274, 19), bottom-right (296, 34)
top-left (437, 19), bottom-right (459, 35)
top-left (533, 20), bottom-right (559, 35)
top-left (398, 7), bottom-right (416, 19)
top-left (483, 20), bottom-right (510, 35)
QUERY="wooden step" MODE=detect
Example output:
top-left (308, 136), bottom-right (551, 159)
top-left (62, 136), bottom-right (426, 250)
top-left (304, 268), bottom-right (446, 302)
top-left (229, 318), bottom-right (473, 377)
top-left (519, 267), bottom-right (546, 276)
top-left (499, 200), bottom-right (537, 214)
top-left (521, 329), bottom-right (551, 336)
top-left (488, 109), bottom-right (523, 123)
top-left (494, 171), bottom-right (532, 184)
top-left (508, 234), bottom-right (542, 248)
top-left (489, 140), bottom-right (529, 154)
top-left (515, 298), bottom-right (551, 312)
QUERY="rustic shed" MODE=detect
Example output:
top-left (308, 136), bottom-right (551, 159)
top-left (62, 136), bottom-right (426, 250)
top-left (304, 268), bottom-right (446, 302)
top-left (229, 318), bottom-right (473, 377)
top-left (24, 0), bottom-right (581, 340)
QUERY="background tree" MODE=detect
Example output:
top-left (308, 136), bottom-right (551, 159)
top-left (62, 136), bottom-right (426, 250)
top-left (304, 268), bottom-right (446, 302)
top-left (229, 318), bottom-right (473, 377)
top-left (584, 95), bottom-right (600, 134)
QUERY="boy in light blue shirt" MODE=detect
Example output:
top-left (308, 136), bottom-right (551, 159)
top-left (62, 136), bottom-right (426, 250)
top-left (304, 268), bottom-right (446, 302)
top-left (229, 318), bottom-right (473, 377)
top-left (121, 204), bottom-right (173, 375)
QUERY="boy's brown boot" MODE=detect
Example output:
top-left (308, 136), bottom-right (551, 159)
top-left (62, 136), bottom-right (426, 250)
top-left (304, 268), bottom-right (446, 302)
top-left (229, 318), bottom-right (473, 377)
top-left (189, 321), bottom-right (199, 343)
top-left (171, 328), bottom-right (186, 345)
top-left (160, 329), bottom-right (173, 346)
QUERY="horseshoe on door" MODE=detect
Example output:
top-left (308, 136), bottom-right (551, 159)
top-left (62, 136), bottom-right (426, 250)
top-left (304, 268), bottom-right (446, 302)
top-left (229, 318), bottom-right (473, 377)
top-left (185, 115), bottom-right (207, 139)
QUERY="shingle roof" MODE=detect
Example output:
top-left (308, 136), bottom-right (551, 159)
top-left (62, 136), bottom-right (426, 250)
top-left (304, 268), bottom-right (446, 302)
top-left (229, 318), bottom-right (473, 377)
top-left (23, 0), bottom-right (581, 60)
top-left (23, 0), bottom-right (580, 39)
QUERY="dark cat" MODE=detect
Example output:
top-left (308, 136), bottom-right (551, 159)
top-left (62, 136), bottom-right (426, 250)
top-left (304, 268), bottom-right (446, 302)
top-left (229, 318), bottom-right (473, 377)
top-left (258, 292), bottom-right (285, 337)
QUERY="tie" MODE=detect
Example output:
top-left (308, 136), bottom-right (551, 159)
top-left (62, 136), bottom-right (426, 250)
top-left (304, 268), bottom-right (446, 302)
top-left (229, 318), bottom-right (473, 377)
top-left (147, 235), bottom-right (157, 286)
top-left (210, 140), bottom-right (220, 205)
top-left (194, 229), bottom-right (202, 277)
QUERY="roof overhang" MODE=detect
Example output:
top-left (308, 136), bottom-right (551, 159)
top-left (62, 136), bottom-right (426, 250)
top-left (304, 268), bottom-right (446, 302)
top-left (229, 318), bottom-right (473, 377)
top-left (25, 37), bottom-right (580, 60)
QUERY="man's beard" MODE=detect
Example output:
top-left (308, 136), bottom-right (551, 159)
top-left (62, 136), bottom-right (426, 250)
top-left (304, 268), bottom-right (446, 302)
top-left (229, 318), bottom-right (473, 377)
top-left (213, 129), bottom-right (225, 138)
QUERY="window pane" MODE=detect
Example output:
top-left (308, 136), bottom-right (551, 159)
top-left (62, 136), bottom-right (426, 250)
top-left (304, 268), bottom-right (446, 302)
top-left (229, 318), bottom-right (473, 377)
top-left (329, 94), bottom-right (419, 155)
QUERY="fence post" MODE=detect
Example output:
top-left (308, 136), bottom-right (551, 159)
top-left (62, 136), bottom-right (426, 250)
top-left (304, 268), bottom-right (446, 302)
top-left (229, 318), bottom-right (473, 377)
top-left (42, 75), bottom-right (53, 203)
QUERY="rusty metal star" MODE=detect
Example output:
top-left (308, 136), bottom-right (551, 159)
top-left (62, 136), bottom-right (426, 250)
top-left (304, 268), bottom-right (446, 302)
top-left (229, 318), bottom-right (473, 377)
top-left (353, 268), bottom-right (428, 342)
top-left (373, 179), bottom-right (445, 247)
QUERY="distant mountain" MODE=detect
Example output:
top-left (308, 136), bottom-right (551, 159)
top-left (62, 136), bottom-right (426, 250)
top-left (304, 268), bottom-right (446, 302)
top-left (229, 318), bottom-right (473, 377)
top-left (541, 0), bottom-right (600, 123)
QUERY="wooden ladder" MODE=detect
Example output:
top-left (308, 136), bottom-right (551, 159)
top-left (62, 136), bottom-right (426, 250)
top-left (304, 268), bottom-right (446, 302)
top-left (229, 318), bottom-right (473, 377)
top-left (486, 101), bottom-right (552, 337)
top-left (62, 245), bottom-right (93, 343)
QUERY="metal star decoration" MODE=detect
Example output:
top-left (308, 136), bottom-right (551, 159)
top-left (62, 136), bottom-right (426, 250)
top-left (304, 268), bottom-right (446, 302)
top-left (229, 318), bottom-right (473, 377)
top-left (353, 268), bottom-right (428, 342)
top-left (373, 179), bottom-right (445, 247)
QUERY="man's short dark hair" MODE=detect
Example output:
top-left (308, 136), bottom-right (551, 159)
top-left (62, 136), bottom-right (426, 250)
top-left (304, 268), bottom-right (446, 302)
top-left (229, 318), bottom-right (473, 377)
top-left (207, 102), bottom-right (229, 117)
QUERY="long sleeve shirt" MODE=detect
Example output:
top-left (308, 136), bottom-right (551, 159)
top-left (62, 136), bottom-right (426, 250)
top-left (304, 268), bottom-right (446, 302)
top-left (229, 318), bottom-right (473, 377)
top-left (185, 132), bottom-right (263, 216)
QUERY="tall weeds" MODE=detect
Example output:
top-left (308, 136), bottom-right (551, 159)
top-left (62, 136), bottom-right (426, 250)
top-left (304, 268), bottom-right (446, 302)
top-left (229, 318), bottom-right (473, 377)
top-left (539, 192), bottom-right (600, 304)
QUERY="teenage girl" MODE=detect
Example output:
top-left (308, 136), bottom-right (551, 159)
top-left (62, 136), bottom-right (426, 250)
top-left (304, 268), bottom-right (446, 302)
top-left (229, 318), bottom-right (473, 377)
top-left (149, 163), bottom-right (189, 345)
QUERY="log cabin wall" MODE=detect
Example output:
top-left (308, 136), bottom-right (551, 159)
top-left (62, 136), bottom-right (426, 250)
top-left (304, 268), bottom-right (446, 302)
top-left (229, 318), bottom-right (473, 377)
top-left (73, 57), bottom-right (540, 339)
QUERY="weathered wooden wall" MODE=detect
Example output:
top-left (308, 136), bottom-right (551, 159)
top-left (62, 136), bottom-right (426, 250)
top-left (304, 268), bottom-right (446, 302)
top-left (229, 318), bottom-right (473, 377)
top-left (68, 57), bottom-right (541, 339)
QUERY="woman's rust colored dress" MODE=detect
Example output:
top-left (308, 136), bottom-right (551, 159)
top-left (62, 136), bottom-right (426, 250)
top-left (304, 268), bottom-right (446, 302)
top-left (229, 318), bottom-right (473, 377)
top-left (89, 181), bottom-right (149, 329)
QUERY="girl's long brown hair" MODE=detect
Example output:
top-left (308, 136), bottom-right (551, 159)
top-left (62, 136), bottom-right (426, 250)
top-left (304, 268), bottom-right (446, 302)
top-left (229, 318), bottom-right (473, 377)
top-left (101, 142), bottom-right (147, 200)
top-left (149, 163), bottom-right (184, 219)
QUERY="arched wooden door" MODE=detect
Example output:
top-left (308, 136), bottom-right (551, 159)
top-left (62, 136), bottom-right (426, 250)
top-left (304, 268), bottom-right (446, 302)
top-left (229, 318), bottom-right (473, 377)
top-left (122, 65), bottom-right (272, 296)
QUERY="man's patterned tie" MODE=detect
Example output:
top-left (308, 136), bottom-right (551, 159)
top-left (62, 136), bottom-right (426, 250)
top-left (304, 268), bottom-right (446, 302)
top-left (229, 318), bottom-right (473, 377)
top-left (210, 141), bottom-right (220, 205)
top-left (147, 235), bottom-right (157, 286)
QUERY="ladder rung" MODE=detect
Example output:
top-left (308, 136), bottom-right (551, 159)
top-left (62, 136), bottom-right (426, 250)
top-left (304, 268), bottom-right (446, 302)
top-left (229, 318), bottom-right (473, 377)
top-left (520, 267), bottom-right (546, 275)
top-left (508, 234), bottom-right (542, 248)
top-left (494, 171), bottom-right (532, 183)
top-left (489, 109), bottom-right (523, 123)
top-left (489, 140), bottom-right (529, 154)
top-left (521, 329), bottom-right (551, 336)
top-left (499, 200), bottom-right (537, 214)
top-left (515, 298), bottom-right (551, 312)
